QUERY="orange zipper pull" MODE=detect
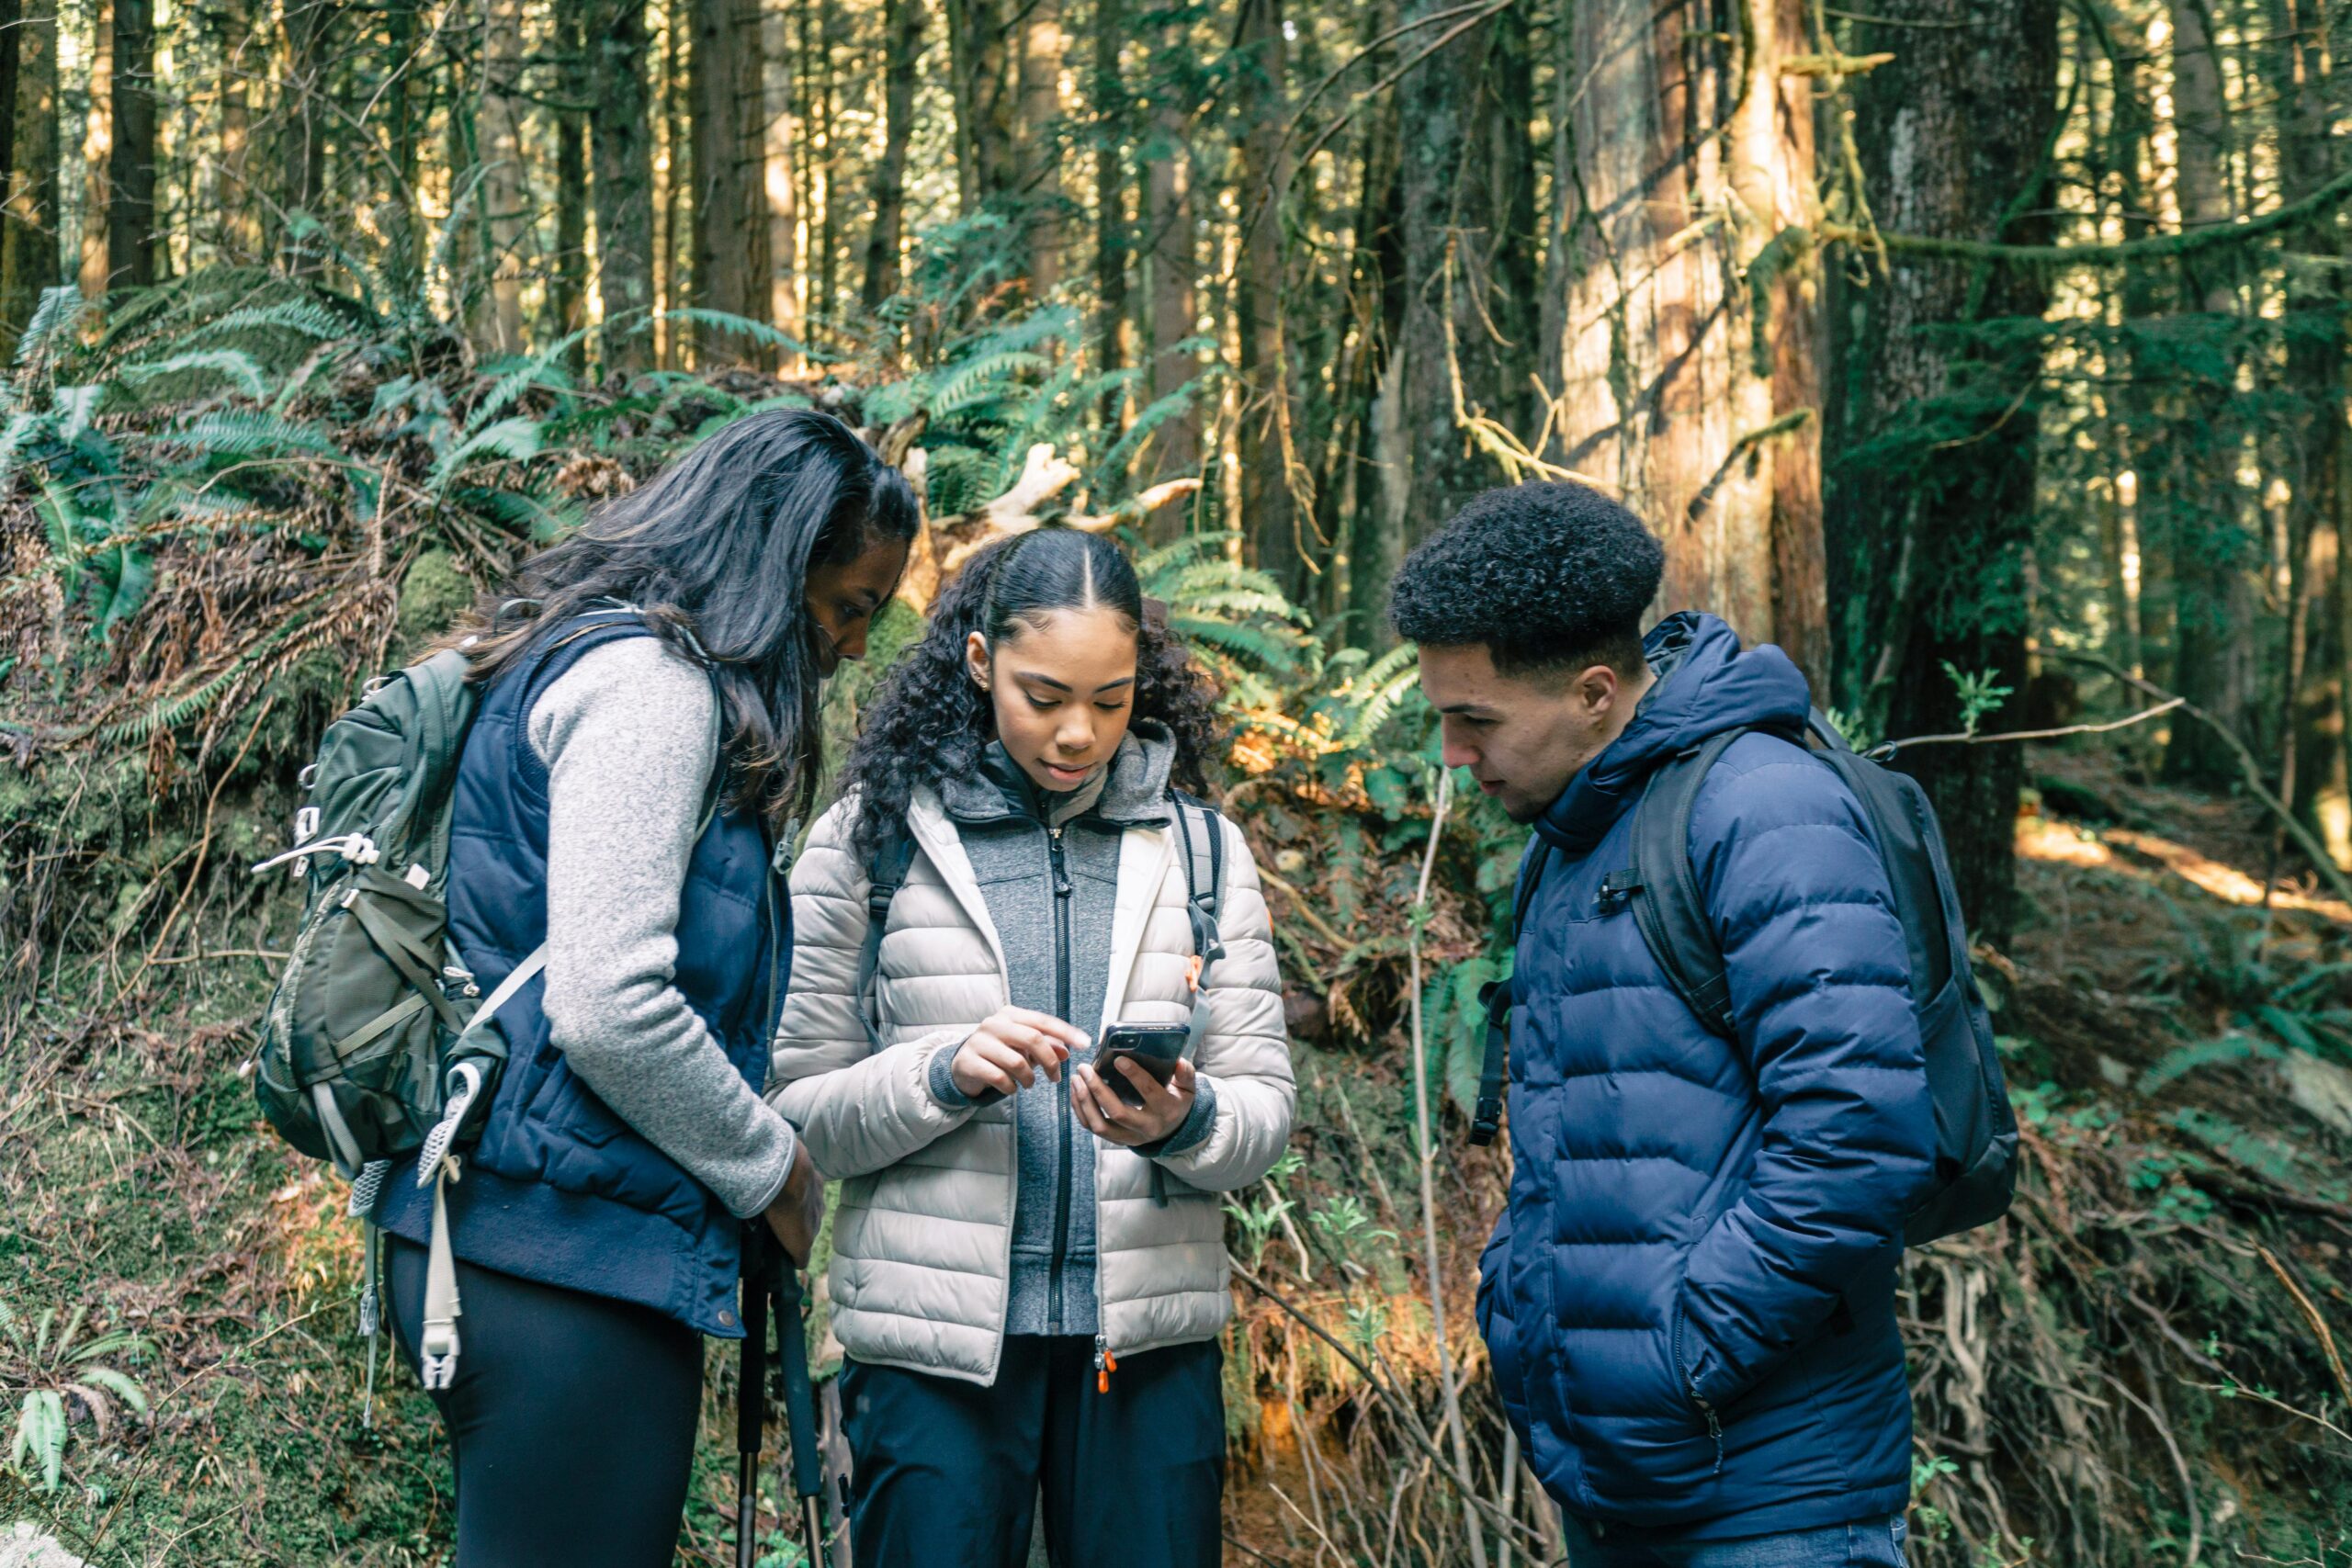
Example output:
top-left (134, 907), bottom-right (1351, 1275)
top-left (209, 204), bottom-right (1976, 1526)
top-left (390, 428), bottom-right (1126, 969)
top-left (1094, 1334), bottom-right (1116, 1393)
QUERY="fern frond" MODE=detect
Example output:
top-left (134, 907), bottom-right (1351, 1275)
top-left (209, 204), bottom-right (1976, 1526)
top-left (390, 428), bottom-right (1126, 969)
top-left (1091, 386), bottom-right (1196, 491)
top-left (173, 410), bottom-right (343, 459)
top-left (116, 350), bottom-right (270, 400)
top-left (431, 416), bottom-right (543, 490)
top-left (15, 287), bottom-right (88, 371)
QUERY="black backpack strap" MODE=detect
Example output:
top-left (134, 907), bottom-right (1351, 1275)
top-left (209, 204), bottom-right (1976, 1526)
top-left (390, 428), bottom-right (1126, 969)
top-left (858, 823), bottom-right (918, 1051)
top-left (1169, 791), bottom-right (1227, 1052)
top-left (1469, 840), bottom-right (1553, 1146)
top-left (1624, 729), bottom-right (1752, 1040)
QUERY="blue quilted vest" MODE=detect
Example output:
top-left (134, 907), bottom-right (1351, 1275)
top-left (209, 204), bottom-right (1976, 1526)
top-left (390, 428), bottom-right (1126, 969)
top-left (372, 613), bottom-right (787, 1338)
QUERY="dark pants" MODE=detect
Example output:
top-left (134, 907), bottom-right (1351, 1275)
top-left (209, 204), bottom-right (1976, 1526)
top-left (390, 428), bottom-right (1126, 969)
top-left (385, 1235), bottom-right (704, 1568)
top-left (841, 1335), bottom-right (1225, 1568)
top-left (1561, 1513), bottom-right (1909, 1568)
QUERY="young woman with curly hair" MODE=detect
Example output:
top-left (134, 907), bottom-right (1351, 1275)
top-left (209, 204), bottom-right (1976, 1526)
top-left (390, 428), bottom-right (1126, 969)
top-left (768, 526), bottom-right (1295, 1568)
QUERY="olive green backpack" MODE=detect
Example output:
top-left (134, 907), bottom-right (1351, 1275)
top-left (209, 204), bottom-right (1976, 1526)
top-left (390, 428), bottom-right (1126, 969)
top-left (249, 643), bottom-right (541, 1410)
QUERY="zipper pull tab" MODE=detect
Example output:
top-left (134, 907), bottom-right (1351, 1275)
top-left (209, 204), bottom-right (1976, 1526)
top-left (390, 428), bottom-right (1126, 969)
top-left (1093, 1332), bottom-right (1117, 1393)
top-left (1696, 1393), bottom-right (1724, 1474)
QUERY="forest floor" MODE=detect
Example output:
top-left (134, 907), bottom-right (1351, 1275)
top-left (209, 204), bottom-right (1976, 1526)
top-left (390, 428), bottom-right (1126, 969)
top-left (4, 743), bottom-right (2351, 1566)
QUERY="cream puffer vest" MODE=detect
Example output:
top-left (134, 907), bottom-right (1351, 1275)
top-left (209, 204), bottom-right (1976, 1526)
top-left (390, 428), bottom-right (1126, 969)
top-left (768, 783), bottom-right (1294, 1386)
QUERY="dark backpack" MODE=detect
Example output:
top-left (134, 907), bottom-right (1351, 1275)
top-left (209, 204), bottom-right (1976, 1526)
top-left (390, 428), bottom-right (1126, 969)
top-left (1473, 713), bottom-right (2017, 1247)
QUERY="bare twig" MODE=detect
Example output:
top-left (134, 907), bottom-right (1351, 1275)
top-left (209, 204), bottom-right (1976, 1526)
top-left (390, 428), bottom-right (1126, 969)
top-left (1227, 1258), bottom-right (1546, 1548)
top-left (1407, 765), bottom-right (1487, 1568)
top-left (2256, 1246), bottom-right (2352, 1411)
top-left (1883, 695), bottom-right (2184, 752)
top-left (2103, 1371), bottom-right (2201, 1568)
top-left (1260, 866), bottom-right (1352, 951)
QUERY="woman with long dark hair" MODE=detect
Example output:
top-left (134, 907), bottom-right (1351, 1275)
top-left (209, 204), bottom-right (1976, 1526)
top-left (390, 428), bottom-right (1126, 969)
top-left (368, 410), bottom-right (919, 1566)
top-left (770, 526), bottom-right (1295, 1568)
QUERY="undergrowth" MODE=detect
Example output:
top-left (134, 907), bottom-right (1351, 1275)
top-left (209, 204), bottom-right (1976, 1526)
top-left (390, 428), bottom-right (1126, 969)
top-left (4, 262), bottom-right (2351, 1565)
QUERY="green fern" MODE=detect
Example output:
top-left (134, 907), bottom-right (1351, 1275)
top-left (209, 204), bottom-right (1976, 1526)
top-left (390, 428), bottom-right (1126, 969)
top-left (653, 308), bottom-right (817, 363)
top-left (432, 416), bottom-right (543, 491)
top-left (184, 298), bottom-right (349, 346)
top-left (1091, 385), bottom-right (1197, 491)
top-left (115, 349), bottom-right (271, 401)
top-left (172, 410), bottom-right (344, 460)
top-left (15, 287), bottom-right (87, 371)
top-left (465, 330), bottom-right (589, 436)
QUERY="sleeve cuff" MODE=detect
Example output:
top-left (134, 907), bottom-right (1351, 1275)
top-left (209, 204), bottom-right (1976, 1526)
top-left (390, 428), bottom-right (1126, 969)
top-left (732, 1115), bottom-right (799, 1219)
top-left (926, 1036), bottom-right (1005, 1110)
top-left (1136, 1075), bottom-right (1217, 1159)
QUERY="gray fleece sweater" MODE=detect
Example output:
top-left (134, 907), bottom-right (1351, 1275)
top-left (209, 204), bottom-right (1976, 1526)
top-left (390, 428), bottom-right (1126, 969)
top-left (527, 635), bottom-right (798, 1220)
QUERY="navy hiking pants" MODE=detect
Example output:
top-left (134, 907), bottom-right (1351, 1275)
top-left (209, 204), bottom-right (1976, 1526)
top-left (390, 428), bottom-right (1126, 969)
top-left (840, 1334), bottom-right (1225, 1568)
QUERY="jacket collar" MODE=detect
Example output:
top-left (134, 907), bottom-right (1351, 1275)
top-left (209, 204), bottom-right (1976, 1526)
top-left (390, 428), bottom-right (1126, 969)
top-left (1531, 612), bottom-right (1814, 858)
top-left (938, 723), bottom-right (1178, 831)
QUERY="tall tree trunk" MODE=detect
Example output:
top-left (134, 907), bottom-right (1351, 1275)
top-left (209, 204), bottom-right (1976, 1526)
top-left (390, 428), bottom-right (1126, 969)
top-left (1547, 0), bottom-right (1823, 670)
top-left (212, 0), bottom-right (255, 260)
top-left (2161, 0), bottom-right (2256, 784)
top-left (1339, 75), bottom-right (1406, 646)
top-left (1016, 0), bottom-right (1063, 293)
top-left (656, 0), bottom-right (685, 366)
top-left (2276, 0), bottom-right (2345, 844)
top-left (554, 0), bottom-right (590, 371)
top-left (588, 0), bottom-right (657, 375)
top-left (1758, 0), bottom-right (1826, 694)
top-left (860, 0), bottom-right (921, 311)
top-left (279, 0), bottom-right (334, 267)
top-left (813, 0), bottom-right (837, 332)
top-left (1394, 0), bottom-right (1504, 539)
top-left (1235, 0), bottom-right (1295, 589)
top-left (761, 0), bottom-right (799, 365)
top-left (689, 0), bottom-right (772, 362)
top-left (81, 0), bottom-right (111, 299)
top-left (1090, 0), bottom-right (1125, 382)
top-left (0, 0), bottom-right (18, 280)
top-left (474, 0), bottom-right (529, 352)
top-left (384, 0), bottom-right (418, 195)
top-left (1823, 0), bottom-right (2060, 942)
top-left (0, 0), bottom-right (58, 344)
top-left (944, 0), bottom-right (1015, 216)
top-left (1140, 13), bottom-right (1196, 500)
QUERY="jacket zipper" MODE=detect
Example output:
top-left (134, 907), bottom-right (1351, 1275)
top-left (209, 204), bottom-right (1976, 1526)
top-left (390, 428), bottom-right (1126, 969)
top-left (1671, 1300), bottom-right (1724, 1475)
top-left (1046, 825), bottom-right (1075, 1335)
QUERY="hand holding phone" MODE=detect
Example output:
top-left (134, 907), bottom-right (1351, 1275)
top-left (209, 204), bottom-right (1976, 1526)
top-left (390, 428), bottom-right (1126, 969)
top-left (1071, 1022), bottom-right (1195, 1145)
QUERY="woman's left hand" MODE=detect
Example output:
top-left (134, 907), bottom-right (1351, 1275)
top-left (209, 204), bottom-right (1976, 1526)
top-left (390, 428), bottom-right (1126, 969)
top-left (1070, 1055), bottom-right (1197, 1147)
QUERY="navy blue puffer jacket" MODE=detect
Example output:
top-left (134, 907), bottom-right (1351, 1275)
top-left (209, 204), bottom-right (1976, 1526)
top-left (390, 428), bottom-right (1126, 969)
top-left (1476, 613), bottom-right (1935, 1539)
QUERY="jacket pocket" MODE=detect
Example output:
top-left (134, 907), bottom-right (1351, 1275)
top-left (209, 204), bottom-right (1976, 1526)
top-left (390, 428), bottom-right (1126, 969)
top-left (1668, 1294), bottom-right (1725, 1476)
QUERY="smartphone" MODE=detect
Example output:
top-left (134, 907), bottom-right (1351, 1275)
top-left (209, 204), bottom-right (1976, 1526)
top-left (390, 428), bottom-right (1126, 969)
top-left (1092, 1022), bottom-right (1190, 1108)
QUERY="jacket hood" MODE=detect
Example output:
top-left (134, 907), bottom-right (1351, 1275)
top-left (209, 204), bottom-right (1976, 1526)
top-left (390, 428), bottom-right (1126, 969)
top-left (942, 720), bottom-right (1178, 829)
top-left (1532, 612), bottom-right (1812, 857)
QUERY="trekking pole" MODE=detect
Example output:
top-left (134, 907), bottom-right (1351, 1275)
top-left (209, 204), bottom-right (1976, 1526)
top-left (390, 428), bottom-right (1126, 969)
top-left (737, 1236), bottom-right (774, 1568)
top-left (773, 1264), bottom-right (828, 1563)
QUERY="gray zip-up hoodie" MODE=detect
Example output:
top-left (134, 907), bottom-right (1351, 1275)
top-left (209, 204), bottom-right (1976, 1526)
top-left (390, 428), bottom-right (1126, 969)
top-left (923, 728), bottom-right (1216, 1336)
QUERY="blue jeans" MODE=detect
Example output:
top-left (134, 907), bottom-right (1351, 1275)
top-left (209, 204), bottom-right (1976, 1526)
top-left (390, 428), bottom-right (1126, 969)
top-left (1561, 1514), bottom-right (1908, 1568)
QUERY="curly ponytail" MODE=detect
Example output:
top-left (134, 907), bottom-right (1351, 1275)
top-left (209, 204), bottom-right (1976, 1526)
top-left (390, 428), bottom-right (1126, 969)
top-left (838, 528), bottom-right (1224, 852)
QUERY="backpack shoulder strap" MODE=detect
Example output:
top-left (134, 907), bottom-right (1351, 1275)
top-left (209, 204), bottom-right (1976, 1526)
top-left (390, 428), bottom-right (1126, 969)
top-left (1470, 838), bottom-right (1553, 1147)
top-left (1168, 790), bottom-right (1227, 981)
top-left (1625, 728), bottom-right (1752, 1040)
top-left (857, 820), bottom-right (919, 1051)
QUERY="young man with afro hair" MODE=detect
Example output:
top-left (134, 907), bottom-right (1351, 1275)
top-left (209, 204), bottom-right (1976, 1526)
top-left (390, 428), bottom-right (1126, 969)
top-left (1392, 481), bottom-right (1934, 1565)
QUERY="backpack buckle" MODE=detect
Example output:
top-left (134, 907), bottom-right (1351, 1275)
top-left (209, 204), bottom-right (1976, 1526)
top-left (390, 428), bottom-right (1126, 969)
top-left (294, 805), bottom-right (320, 844)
